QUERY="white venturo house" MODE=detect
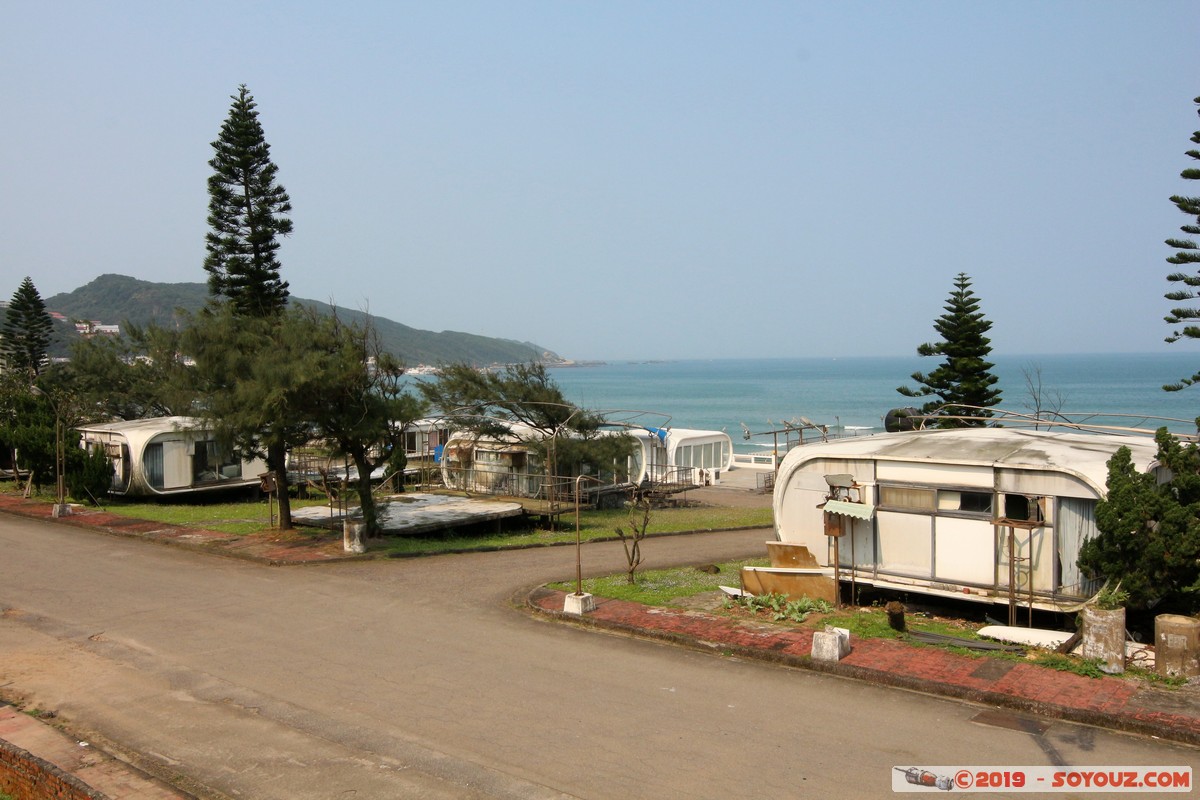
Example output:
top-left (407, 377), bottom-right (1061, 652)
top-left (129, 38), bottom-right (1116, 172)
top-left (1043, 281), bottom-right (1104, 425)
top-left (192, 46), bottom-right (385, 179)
top-left (771, 427), bottom-right (1164, 611)
top-left (77, 416), bottom-right (268, 498)
top-left (629, 427), bottom-right (734, 485)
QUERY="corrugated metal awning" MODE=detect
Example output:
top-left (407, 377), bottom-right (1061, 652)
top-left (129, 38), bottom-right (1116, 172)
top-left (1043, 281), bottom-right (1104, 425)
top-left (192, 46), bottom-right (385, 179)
top-left (822, 499), bottom-right (876, 520)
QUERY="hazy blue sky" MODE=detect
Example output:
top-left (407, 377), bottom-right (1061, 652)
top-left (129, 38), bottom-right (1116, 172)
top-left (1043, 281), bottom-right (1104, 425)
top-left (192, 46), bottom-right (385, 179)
top-left (3, 2), bottom-right (1198, 361)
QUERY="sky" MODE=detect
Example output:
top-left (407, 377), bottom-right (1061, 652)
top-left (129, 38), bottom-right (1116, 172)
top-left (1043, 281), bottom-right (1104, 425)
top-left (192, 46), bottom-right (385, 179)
top-left (2, 2), bottom-right (1199, 362)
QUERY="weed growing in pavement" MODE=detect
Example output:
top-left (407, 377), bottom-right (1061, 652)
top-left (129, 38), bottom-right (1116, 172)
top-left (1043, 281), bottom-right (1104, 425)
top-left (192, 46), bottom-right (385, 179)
top-left (1032, 652), bottom-right (1109, 679)
top-left (1126, 665), bottom-right (1187, 689)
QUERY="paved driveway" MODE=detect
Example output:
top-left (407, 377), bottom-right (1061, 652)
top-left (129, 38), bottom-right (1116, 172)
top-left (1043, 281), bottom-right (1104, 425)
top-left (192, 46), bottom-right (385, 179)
top-left (0, 514), bottom-right (1193, 799)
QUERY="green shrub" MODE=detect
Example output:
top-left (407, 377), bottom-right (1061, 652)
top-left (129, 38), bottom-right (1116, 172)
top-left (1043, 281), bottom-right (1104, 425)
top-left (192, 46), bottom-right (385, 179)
top-left (66, 442), bottom-right (114, 504)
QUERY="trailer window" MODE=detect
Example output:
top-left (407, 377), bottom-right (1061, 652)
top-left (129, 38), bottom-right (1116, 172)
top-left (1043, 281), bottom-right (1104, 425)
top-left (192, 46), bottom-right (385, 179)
top-left (192, 441), bottom-right (242, 483)
top-left (880, 485), bottom-right (991, 516)
top-left (879, 486), bottom-right (935, 510)
top-left (1003, 494), bottom-right (1044, 523)
top-left (144, 443), bottom-right (164, 490)
top-left (939, 490), bottom-right (992, 515)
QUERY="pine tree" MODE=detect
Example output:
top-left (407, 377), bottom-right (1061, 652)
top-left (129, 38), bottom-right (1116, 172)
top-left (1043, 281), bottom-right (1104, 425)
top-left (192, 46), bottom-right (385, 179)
top-left (897, 272), bottom-right (1002, 427)
top-left (1163, 96), bottom-right (1200, 390)
top-left (2, 277), bottom-right (55, 377)
top-left (204, 85), bottom-right (292, 318)
top-left (181, 306), bottom-right (310, 530)
top-left (194, 85), bottom-right (295, 526)
top-left (1079, 429), bottom-right (1200, 613)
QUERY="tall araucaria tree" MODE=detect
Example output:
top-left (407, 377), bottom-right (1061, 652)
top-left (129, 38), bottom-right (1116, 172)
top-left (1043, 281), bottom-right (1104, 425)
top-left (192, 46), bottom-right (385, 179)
top-left (196, 85), bottom-right (297, 526)
top-left (2, 277), bottom-right (55, 378)
top-left (204, 84), bottom-right (293, 318)
top-left (897, 272), bottom-right (1002, 427)
top-left (1163, 95), bottom-right (1200, 390)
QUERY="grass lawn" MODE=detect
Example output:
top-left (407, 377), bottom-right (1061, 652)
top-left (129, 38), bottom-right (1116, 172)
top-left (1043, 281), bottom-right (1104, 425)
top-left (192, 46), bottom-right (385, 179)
top-left (368, 504), bottom-right (773, 556)
top-left (3, 481), bottom-right (772, 547)
top-left (549, 558), bottom-right (770, 604)
top-left (99, 497), bottom-right (333, 535)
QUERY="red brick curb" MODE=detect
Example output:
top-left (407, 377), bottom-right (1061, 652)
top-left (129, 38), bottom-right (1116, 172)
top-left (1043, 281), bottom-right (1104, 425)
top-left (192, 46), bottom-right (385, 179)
top-left (525, 587), bottom-right (1200, 748)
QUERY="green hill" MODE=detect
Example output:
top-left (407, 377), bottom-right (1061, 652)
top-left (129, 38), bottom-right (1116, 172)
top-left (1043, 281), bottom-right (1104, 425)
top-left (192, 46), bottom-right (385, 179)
top-left (44, 274), bottom-right (563, 367)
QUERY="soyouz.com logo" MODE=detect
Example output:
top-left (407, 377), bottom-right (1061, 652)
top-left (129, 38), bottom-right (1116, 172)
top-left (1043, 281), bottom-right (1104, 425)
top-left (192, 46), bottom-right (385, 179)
top-left (892, 766), bottom-right (1192, 792)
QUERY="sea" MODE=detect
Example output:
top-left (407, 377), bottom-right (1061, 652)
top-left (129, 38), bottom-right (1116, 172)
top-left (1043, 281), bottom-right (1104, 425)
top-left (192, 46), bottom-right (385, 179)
top-left (547, 353), bottom-right (1200, 453)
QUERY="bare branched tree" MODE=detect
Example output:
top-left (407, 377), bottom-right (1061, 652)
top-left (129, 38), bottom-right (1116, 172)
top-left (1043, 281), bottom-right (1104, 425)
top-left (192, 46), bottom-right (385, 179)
top-left (1020, 363), bottom-right (1068, 429)
top-left (614, 494), bottom-right (652, 584)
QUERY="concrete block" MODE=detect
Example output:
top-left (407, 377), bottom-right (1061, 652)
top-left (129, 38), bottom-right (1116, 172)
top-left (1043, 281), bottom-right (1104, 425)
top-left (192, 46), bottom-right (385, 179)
top-left (1081, 606), bottom-right (1125, 674)
top-left (342, 521), bottom-right (366, 553)
top-left (1155, 614), bottom-right (1200, 678)
top-left (563, 593), bottom-right (595, 615)
top-left (812, 626), bottom-right (851, 662)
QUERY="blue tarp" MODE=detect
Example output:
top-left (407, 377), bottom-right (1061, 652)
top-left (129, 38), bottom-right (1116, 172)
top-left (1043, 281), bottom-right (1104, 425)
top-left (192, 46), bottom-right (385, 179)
top-left (644, 427), bottom-right (669, 443)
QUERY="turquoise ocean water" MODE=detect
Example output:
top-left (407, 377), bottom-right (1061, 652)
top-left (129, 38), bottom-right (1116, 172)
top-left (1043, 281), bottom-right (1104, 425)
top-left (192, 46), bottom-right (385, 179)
top-left (548, 353), bottom-right (1200, 453)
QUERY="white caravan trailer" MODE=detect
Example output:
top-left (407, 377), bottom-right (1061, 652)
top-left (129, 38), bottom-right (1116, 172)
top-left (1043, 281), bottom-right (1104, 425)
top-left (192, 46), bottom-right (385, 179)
top-left (771, 427), bottom-right (1163, 611)
top-left (77, 416), bottom-right (268, 498)
top-left (439, 423), bottom-right (547, 496)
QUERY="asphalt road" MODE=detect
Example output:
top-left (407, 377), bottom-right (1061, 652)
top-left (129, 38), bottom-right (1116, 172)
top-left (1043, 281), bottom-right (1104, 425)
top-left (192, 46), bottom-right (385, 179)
top-left (0, 514), bottom-right (1195, 799)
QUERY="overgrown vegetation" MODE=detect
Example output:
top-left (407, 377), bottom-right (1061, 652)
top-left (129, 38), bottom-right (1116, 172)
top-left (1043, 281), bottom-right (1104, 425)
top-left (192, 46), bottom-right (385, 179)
top-left (1032, 652), bottom-right (1109, 680)
top-left (724, 592), bottom-right (832, 623)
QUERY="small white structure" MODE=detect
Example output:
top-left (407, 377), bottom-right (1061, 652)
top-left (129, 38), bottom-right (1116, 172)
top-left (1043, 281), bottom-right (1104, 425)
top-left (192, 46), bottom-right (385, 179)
top-left (628, 427), bottom-right (734, 486)
top-left (772, 427), bottom-right (1163, 611)
top-left (77, 417), bottom-right (268, 498)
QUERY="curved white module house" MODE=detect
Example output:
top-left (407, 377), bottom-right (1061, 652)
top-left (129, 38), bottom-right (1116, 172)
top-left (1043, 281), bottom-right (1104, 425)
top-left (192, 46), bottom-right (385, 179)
top-left (628, 427), bottom-right (734, 485)
top-left (771, 427), bottom-right (1163, 611)
top-left (77, 416), bottom-right (268, 498)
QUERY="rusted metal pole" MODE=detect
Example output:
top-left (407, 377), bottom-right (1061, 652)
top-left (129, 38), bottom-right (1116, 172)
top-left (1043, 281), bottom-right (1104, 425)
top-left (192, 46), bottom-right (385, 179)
top-left (575, 474), bottom-right (583, 596)
top-left (573, 474), bottom-right (600, 597)
top-left (1008, 526), bottom-right (1016, 627)
top-left (833, 532), bottom-right (841, 610)
top-left (849, 516), bottom-right (856, 606)
top-left (1028, 531), bottom-right (1035, 628)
